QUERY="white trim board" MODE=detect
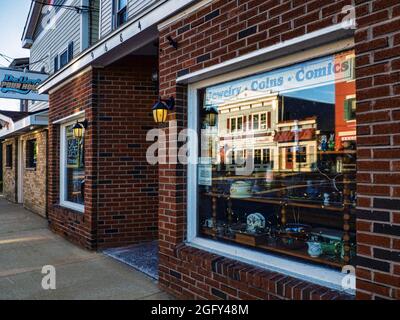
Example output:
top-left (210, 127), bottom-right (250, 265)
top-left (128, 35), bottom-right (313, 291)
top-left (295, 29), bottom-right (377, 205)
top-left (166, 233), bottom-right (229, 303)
top-left (177, 23), bottom-right (355, 85)
top-left (185, 39), bottom-right (357, 293)
top-left (0, 111), bottom-right (49, 139)
top-left (53, 110), bottom-right (85, 124)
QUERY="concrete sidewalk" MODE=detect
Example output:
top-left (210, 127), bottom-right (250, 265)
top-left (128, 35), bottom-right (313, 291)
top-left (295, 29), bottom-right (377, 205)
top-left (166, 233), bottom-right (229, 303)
top-left (0, 196), bottom-right (172, 300)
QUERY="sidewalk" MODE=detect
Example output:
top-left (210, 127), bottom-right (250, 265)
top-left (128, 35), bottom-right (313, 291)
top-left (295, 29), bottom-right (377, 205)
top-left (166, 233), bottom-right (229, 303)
top-left (0, 196), bottom-right (172, 300)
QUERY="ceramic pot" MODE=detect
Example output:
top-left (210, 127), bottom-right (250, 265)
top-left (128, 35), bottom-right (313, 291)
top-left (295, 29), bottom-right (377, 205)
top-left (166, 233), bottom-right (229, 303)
top-left (230, 181), bottom-right (252, 198)
top-left (307, 241), bottom-right (322, 258)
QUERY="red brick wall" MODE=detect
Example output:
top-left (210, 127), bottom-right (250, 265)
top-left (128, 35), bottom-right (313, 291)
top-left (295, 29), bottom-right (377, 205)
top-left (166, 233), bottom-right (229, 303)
top-left (354, 0), bottom-right (400, 300)
top-left (48, 70), bottom-right (96, 249)
top-left (157, 0), bottom-right (400, 300)
top-left (48, 56), bottom-right (159, 250)
top-left (95, 56), bottom-right (159, 249)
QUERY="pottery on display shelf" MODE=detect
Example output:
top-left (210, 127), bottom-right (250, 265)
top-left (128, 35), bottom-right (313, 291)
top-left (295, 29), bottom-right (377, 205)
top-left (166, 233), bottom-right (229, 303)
top-left (246, 213), bottom-right (266, 233)
top-left (307, 241), bottom-right (323, 258)
top-left (230, 181), bottom-right (252, 198)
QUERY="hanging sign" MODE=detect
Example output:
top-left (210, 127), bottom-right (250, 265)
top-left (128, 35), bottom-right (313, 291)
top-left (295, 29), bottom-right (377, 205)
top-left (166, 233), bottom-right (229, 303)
top-left (0, 67), bottom-right (48, 101)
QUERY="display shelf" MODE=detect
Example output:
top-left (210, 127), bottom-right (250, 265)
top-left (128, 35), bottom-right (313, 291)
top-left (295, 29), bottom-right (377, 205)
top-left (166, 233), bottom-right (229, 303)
top-left (202, 192), bottom-right (348, 212)
top-left (318, 150), bottom-right (356, 155)
top-left (201, 227), bottom-right (345, 269)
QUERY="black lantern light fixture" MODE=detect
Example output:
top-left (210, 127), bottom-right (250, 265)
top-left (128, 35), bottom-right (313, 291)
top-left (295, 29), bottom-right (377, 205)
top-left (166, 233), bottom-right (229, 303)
top-left (152, 97), bottom-right (175, 124)
top-left (72, 120), bottom-right (88, 139)
top-left (205, 106), bottom-right (218, 127)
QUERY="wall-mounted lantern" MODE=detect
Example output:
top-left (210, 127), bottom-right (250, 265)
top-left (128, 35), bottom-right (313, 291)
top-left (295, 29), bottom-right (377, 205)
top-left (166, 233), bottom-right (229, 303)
top-left (72, 120), bottom-right (88, 139)
top-left (152, 97), bottom-right (175, 124)
top-left (205, 106), bottom-right (218, 127)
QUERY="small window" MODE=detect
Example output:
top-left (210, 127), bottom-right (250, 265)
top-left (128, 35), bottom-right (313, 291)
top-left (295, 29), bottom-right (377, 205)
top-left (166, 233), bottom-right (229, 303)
top-left (296, 146), bottom-right (307, 163)
top-left (260, 113), bottom-right (267, 129)
top-left (5, 144), bottom-right (12, 168)
top-left (115, 0), bottom-right (127, 28)
top-left (344, 98), bottom-right (356, 121)
top-left (56, 42), bottom-right (74, 71)
top-left (26, 139), bottom-right (38, 169)
top-left (254, 149), bottom-right (262, 165)
top-left (59, 49), bottom-right (69, 69)
top-left (230, 118), bottom-right (236, 132)
top-left (253, 114), bottom-right (259, 130)
top-left (263, 149), bottom-right (270, 164)
top-left (237, 117), bottom-right (243, 131)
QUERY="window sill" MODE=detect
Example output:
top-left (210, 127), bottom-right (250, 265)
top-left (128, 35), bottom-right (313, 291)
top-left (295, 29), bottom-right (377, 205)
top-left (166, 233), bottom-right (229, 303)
top-left (25, 167), bottom-right (37, 171)
top-left (187, 236), bottom-right (354, 294)
top-left (59, 201), bottom-right (84, 214)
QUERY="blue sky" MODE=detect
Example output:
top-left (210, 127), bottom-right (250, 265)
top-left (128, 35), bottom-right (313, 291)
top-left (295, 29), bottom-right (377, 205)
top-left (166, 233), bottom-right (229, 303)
top-left (0, 0), bottom-right (32, 110)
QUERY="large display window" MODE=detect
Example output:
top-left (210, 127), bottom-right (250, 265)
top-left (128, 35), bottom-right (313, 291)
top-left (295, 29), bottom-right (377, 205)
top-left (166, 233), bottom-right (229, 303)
top-left (191, 50), bottom-right (356, 273)
top-left (60, 119), bottom-right (85, 212)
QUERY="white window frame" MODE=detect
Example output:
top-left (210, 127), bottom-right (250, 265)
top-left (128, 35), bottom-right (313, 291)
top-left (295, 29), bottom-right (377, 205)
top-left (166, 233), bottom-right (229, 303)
top-left (187, 43), bottom-right (355, 292)
top-left (59, 115), bottom-right (85, 213)
top-left (229, 115), bottom-right (244, 133)
top-left (252, 111), bottom-right (270, 131)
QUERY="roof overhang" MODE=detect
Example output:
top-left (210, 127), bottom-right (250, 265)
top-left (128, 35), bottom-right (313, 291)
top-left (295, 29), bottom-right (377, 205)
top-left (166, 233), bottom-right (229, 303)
top-left (21, 2), bottom-right (43, 49)
top-left (0, 110), bottom-right (48, 140)
top-left (38, 0), bottom-right (197, 94)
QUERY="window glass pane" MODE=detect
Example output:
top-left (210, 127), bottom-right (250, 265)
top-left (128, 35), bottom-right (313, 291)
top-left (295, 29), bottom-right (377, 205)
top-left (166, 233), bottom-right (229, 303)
top-left (6, 145), bottom-right (12, 168)
top-left (230, 118), bottom-right (236, 132)
top-left (261, 113), bottom-right (267, 129)
top-left (118, 0), bottom-right (127, 9)
top-left (59, 50), bottom-right (68, 68)
top-left (253, 114), bottom-right (259, 130)
top-left (263, 149), bottom-right (270, 164)
top-left (26, 139), bottom-right (38, 168)
top-left (197, 50), bottom-right (356, 269)
top-left (237, 117), bottom-right (243, 131)
top-left (65, 124), bottom-right (85, 205)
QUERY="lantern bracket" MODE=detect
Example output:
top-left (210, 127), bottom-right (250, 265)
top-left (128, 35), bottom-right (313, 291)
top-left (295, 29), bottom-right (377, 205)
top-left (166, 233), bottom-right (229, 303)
top-left (161, 96), bottom-right (175, 110)
top-left (78, 119), bottom-right (88, 129)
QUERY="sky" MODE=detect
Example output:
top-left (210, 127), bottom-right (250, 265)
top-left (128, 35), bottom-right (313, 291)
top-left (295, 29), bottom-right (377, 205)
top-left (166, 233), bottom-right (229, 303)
top-left (0, 0), bottom-right (32, 111)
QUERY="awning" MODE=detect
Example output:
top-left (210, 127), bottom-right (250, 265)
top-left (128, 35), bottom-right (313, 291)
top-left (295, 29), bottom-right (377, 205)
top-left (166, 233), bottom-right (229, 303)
top-left (0, 109), bottom-right (48, 139)
top-left (274, 128), bottom-right (316, 143)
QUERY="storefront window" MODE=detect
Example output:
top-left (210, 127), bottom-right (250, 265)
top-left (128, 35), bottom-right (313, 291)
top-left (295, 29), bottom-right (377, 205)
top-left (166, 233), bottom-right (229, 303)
top-left (61, 122), bottom-right (85, 211)
top-left (26, 139), bottom-right (38, 169)
top-left (5, 144), bottom-right (12, 168)
top-left (197, 50), bottom-right (356, 269)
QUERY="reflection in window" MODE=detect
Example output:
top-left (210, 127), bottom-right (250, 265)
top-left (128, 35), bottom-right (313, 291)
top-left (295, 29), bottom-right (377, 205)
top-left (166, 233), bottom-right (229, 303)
top-left (65, 124), bottom-right (85, 206)
top-left (197, 51), bottom-right (356, 269)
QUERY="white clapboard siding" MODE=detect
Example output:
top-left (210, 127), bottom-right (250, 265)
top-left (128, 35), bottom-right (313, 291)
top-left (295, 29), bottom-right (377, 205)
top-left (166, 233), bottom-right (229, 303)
top-left (99, 0), bottom-right (113, 38)
top-left (28, 0), bottom-right (83, 112)
top-left (127, 0), bottom-right (160, 19)
top-left (30, 0), bottom-right (82, 75)
top-left (91, 0), bottom-right (100, 45)
top-left (29, 101), bottom-right (49, 113)
top-left (99, 0), bottom-right (162, 38)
